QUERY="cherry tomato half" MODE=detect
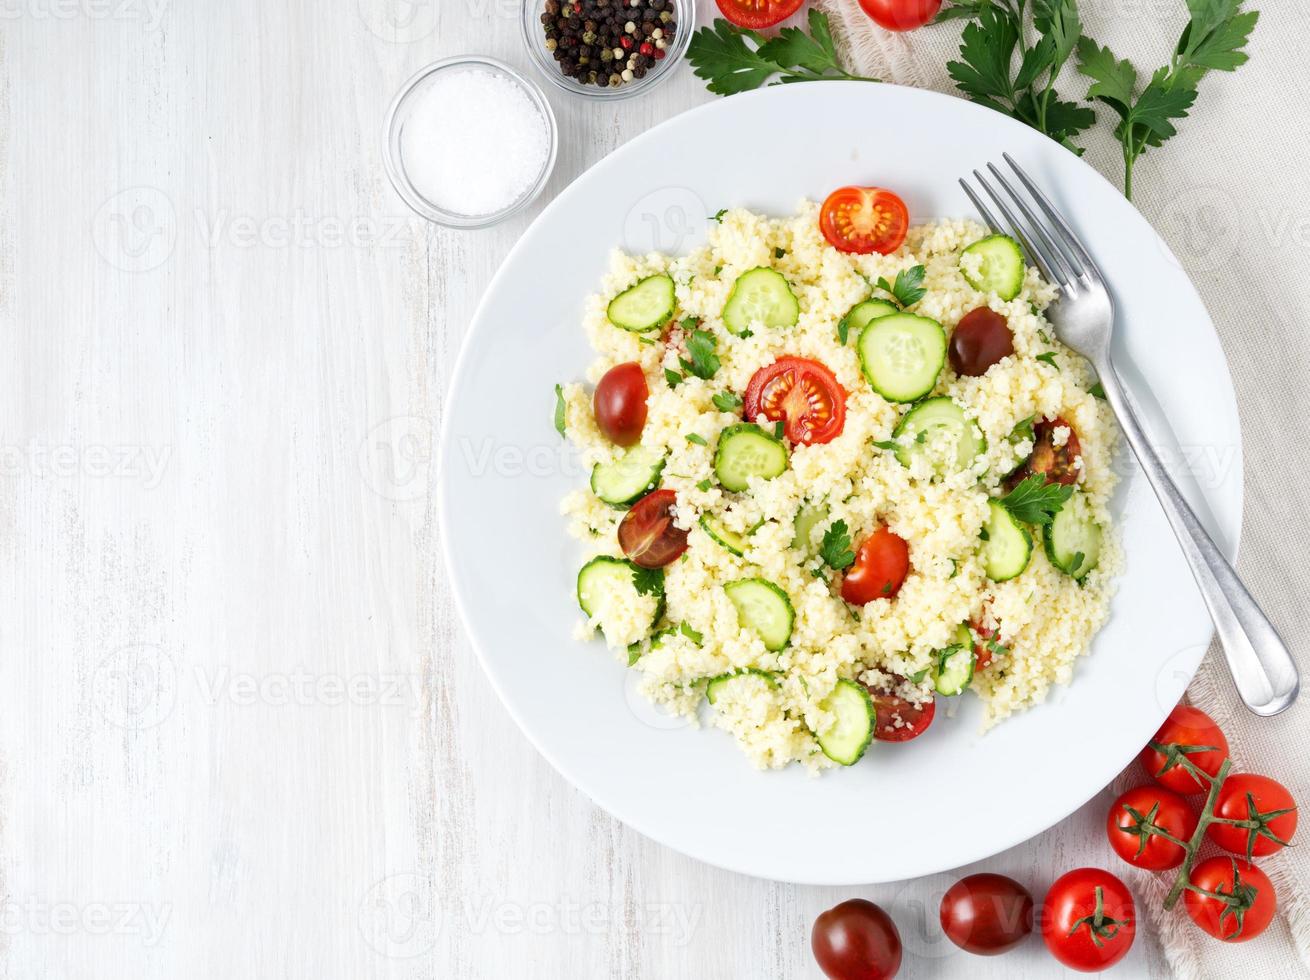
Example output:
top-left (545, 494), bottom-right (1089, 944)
top-left (949, 308), bottom-right (1013, 377)
top-left (940, 873), bottom-right (1034, 956)
top-left (1184, 857), bottom-right (1276, 942)
top-left (866, 687), bottom-right (935, 742)
top-left (856, 0), bottom-right (942, 31)
top-left (819, 187), bottom-right (909, 255)
top-left (812, 898), bottom-right (902, 980)
top-left (1139, 704), bottom-right (1229, 795)
top-left (715, 0), bottom-right (803, 29)
top-left (969, 614), bottom-right (998, 670)
top-left (594, 362), bottom-right (649, 447)
top-left (841, 527), bottom-right (910, 605)
top-left (743, 356), bottom-right (847, 446)
top-left (1041, 868), bottom-right (1136, 972)
top-left (1008, 417), bottom-right (1082, 489)
top-left (1207, 773), bottom-right (1298, 860)
top-left (618, 489), bottom-right (688, 568)
top-left (1106, 785), bottom-right (1199, 871)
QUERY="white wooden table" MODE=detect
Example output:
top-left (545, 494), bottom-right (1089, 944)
top-left (2, 4), bottom-right (1300, 979)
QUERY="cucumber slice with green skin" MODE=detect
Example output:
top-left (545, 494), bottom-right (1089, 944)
top-left (816, 679), bottom-right (875, 766)
top-left (700, 514), bottom-right (751, 556)
top-left (932, 625), bottom-right (977, 696)
top-left (714, 423), bottom-right (788, 492)
top-left (857, 313), bottom-right (948, 403)
top-left (607, 274), bottom-right (676, 333)
top-left (705, 668), bottom-right (779, 705)
top-left (576, 556), bottom-right (662, 634)
top-left (892, 397), bottom-right (986, 475)
top-left (839, 299), bottom-right (899, 342)
top-left (982, 499), bottom-right (1032, 581)
top-left (1043, 493), bottom-right (1102, 579)
top-left (724, 577), bottom-right (794, 651)
top-left (791, 502), bottom-right (829, 555)
top-left (722, 268), bottom-right (800, 335)
top-left (590, 446), bottom-right (665, 506)
top-left (961, 235), bottom-right (1026, 301)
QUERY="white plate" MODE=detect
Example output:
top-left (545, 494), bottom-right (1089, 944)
top-left (438, 83), bottom-right (1242, 885)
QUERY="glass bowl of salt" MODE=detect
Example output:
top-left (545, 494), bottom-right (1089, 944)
top-left (384, 56), bottom-right (559, 228)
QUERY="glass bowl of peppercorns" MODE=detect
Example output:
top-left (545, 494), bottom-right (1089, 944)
top-left (521, 0), bottom-right (692, 99)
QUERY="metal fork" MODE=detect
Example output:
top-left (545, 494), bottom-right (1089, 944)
top-left (962, 154), bottom-right (1299, 717)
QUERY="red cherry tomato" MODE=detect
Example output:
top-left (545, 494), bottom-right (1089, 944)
top-left (618, 489), bottom-right (688, 568)
top-left (819, 187), bottom-right (909, 255)
top-left (1207, 773), bottom-right (1298, 860)
top-left (1106, 785), bottom-right (1199, 871)
top-left (811, 898), bottom-right (902, 980)
top-left (841, 528), bottom-right (909, 605)
top-left (1184, 857), bottom-right (1276, 942)
top-left (856, 0), bottom-right (942, 31)
top-left (1139, 704), bottom-right (1229, 795)
top-left (940, 873), bottom-right (1034, 956)
top-left (715, 0), bottom-right (803, 29)
top-left (593, 362), bottom-right (648, 446)
top-left (949, 308), bottom-right (1014, 376)
top-left (743, 357), bottom-right (847, 445)
top-left (865, 687), bottom-right (935, 742)
top-left (969, 615), bottom-right (998, 670)
top-left (1041, 869), bottom-right (1136, 972)
top-left (1007, 416), bottom-right (1082, 488)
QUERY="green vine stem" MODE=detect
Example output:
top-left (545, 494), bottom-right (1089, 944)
top-left (1159, 750), bottom-right (1233, 910)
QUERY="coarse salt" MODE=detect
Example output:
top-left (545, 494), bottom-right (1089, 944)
top-left (400, 67), bottom-right (550, 218)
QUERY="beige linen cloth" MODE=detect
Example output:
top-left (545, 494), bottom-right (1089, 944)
top-left (811, 1), bottom-right (1310, 975)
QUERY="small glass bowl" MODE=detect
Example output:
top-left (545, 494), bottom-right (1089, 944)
top-left (383, 56), bottom-right (559, 229)
top-left (521, 0), bottom-right (694, 101)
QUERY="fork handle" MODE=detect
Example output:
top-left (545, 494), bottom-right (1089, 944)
top-left (1097, 359), bottom-right (1299, 716)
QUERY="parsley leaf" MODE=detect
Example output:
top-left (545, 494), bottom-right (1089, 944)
top-left (774, 247), bottom-right (786, 259)
top-left (687, 12), bottom-right (880, 96)
top-left (712, 390), bottom-right (743, 413)
top-left (686, 433), bottom-right (707, 446)
top-left (1009, 415), bottom-right (1036, 444)
top-left (553, 384), bottom-right (567, 438)
top-left (696, 478), bottom-right (713, 491)
top-left (872, 439), bottom-right (899, 452)
top-left (712, 208), bottom-right (728, 222)
top-left (999, 474), bottom-right (1075, 525)
top-left (1089, 382), bottom-right (1106, 399)
top-left (664, 367), bottom-right (683, 388)
top-left (932, 0), bottom-right (989, 23)
top-left (679, 328), bottom-right (721, 380)
top-left (819, 519), bottom-right (856, 570)
top-left (1035, 352), bottom-right (1059, 369)
top-left (631, 565), bottom-right (665, 597)
top-left (876, 265), bottom-right (927, 309)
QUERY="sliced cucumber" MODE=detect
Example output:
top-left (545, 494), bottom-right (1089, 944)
top-left (892, 397), bottom-right (986, 476)
top-left (1043, 492), bottom-right (1102, 579)
top-left (932, 625), bottom-right (977, 696)
top-left (607, 274), bottom-right (676, 333)
top-left (590, 445), bottom-right (665, 505)
top-left (982, 499), bottom-right (1032, 581)
top-left (722, 268), bottom-right (800, 335)
top-left (576, 556), bottom-right (661, 635)
top-left (857, 313), bottom-right (947, 403)
top-left (706, 668), bottom-right (779, 705)
top-left (961, 235), bottom-right (1025, 301)
top-left (839, 298), bottom-right (899, 343)
top-left (700, 513), bottom-right (751, 557)
top-left (724, 577), bottom-right (794, 651)
top-left (714, 423), bottom-right (788, 492)
top-left (816, 679), bottom-right (875, 766)
top-left (791, 502), bottom-right (829, 555)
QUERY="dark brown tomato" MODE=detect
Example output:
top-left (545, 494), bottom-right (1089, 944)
top-left (618, 489), bottom-right (688, 568)
top-left (812, 899), bottom-right (902, 980)
top-left (949, 308), bottom-right (1014, 377)
top-left (940, 873), bottom-right (1034, 956)
top-left (1007, 416), bottom-right (1082, 489)
top-left (593, 362), bottom-right (649, 447)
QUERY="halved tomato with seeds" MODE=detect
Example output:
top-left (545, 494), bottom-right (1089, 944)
top-left (743, 356), bottom-right (847, 445)
top-left (969, 617), bottom-right (998, 670)
top-left (1008, 416), bottom-right (1082, 488)
top-left (865, 686), bottom-right (935, 742)
top-left (819, 187), bottom-right (909, 255)
top-left (715, 0), bottom-right (803, 29)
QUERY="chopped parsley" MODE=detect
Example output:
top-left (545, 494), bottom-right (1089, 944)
top-left (686, 433), bottom-right (707, 446)
top-left (696, 478), bottom-right (713, 492)
top-left (999, 474), bottom-right (1075, 525)
top-left (819, 519), bottom-right (855, 571)
top-left (1089, 382), bottom-right (1106, 399)
top-left (876, 264), bottom-right (927, 309)
top-left (631, 565), bottom-right (665, 597)
top-left (1035, 352), bottom-right (1059, 370)
top-left (553, 384), bottom-right (567, 437)
top-left (712, 208), bottom-right (727, 222)
top-left (712, 391), bottom-right (743, 413)
top-left (664, 367), bottom-right (683, 388)
top-left (680, 328), bottom-right (721, 380)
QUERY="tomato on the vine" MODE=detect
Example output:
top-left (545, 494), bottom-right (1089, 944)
top-left (1184, 857), bottom-right (1276, 942)
top-left (819, 187), bottom-right (909, 255)
top-left (715, 0), bottom-right (803, 29)
top-left (940, 873), bottom-right (1033, 956)
top-left (743, 357), bottom-right (846, 445)
top-left (856, 0), bottom-right (942, 31)
top-left (811, 898), bottom-right (902, 979)
top-left (1207, 773), bottom-right (1298, 861)
top-left (865, 686), bottom-right (934, 742)
top-left (1041, 869), bottom-right (1136, 972)
top-left (1106, 785), bottom-right (1199, 871)
top-left (618, 489), bottom-right (688, 568)
top-left (841, 527), bottom-right (910, 604)
top-left (1139, 704), bottom-right (1230, 795)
